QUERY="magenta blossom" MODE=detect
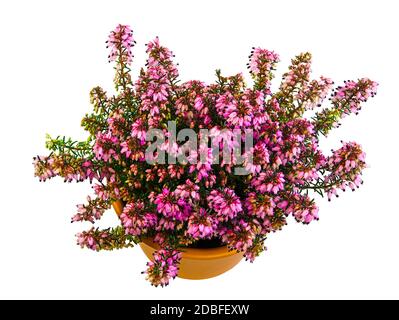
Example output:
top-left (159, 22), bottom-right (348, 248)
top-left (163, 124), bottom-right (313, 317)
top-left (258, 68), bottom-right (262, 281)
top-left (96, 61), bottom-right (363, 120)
top-left (93, 132), bottom-right (119, 162)
top-left (186, 208), bottom-right (218, 240)
top-left (106, 24), bottom-right (135, 64)
top-left (153, 188), bottom-right (191, 221)
top-left (251, 171), bottom-right (285, 194)
top-left (207, 188), bottom-right (243, 221)
top-left (175, 179), bottom-right (200, 201)
top-left (120, 201), bottom-right (158, 236)
top-left (144, 249), bottom-right (182, 287)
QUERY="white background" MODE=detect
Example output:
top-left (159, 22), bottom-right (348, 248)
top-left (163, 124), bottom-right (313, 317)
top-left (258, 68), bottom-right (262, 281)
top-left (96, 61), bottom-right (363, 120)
top-left (0, 0), bottom-right (398, 299)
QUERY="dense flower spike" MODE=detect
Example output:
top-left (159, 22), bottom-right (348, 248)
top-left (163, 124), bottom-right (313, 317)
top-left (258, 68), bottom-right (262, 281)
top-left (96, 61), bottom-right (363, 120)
top-left (248, 48), bottom-right (280, 92)
top-left (135, 37), bottom-right (179, 127)
top-left (291, 76), bottom-right (334, 118)
top-left (120, 201), bottom-right (158, 235)
top-left (186, 208), bottom-right (218, 240)
top-left (245, 192), bottom-right (275, 219)
top-left (106, 24), bottom-right (136, 90)
top-left (144, 249), bottom-right (182, 287)
top-left (244, 236), bottom-right (266, 262)
top-left (34, 25), bottom-right (378, 286)
top-left (207, 188), bottom-right (243, 221)
top-left (71, 196), bottom-right (110, 223)
top-left (93, 131), bottom-right (120, 162)
top-left (313, 78), bottom-right (378, 135)
top-left (219, 219), bottom-right (255, 252)
top-left (324, 141), bottom-right (367, 200)
top-left (175, 180), bottom-right (200, 201)
top-left (152, 188), bottom-right (192, 222)
top-left (33, 154), bottom-right (96, 182)
top-left (277, 53), bottom-right (312, 110)
top-left (106, 24), bottom-right (135, 64)
top-left (76, 226), bottom-right (136, 251)
top-left (251, 171), bottom-right (285, 194)
top-left (285, 194), bottom-right (319, 224)
top-left (33, 155), bottom-right (57, 181)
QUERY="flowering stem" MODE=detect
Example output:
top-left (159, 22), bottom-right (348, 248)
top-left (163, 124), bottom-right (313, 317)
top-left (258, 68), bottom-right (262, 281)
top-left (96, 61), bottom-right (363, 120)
top-left (299, 183), bottom-right (336, 190)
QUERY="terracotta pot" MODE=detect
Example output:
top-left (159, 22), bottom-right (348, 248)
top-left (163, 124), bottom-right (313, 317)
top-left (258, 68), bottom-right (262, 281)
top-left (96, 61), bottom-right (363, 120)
top-left (112, 200), bottom-right (243, 280)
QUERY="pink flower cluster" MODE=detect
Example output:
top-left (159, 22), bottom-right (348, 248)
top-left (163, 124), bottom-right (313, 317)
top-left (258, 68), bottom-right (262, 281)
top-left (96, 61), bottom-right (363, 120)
top-left (144, 249), bottom-right (182, 287)
top-left (215, 90), bottom-right (268, 129)
top-left (153, 188), bottom-right (192, 222)
top-left (296, 76), bottom-right (334, 110)
top-left (282, 194), bottom-right (319, 224)
top-left (251, 171), bottom-right (285, 194)
top-left (248, 48), bottom-right (280, 92)
top-left (313, 78), bottom-right (378, 135)
top-left (106, 24), bottom-right (135, 64)
top-left (76, 230), bottom-right (98, 251)
top-left (33, 155), bottom-right (97, 182)
top-left (207, 188), bottom-right (243, 221)
top-left (33, 155), bottom-right (56, 181)
top-left (136, 37), bottom-right (178, 127)
top-left (331, 78), bottom-right (378, 115)
top-left (280, 53), bottom-right (312, 94)
top-left (76, 226), bottom-right (135, 251)
top-left (93, 132), bottom-right (119, 162)
top-left (120, 201), bottom-right (158, 236)
top-left (186, 209), bottom-right (217, 240)
top-left (71, 196), bottom-right (109, 223)
top-left (34, 24), bottom-right (378, 286)
top-left (221, 220), bottom-right (255, 252)
top-left (325, 141), bottom-right (366, 200)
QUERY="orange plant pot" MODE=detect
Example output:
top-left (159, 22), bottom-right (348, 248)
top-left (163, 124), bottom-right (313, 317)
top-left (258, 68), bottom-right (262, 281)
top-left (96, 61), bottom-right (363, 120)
top-left (112, 200), bottom-right (243, 280)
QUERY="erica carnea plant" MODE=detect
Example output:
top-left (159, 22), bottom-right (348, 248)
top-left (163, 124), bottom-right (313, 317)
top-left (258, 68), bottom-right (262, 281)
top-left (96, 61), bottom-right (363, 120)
top-left (33, 24), bottom-right (378, 286)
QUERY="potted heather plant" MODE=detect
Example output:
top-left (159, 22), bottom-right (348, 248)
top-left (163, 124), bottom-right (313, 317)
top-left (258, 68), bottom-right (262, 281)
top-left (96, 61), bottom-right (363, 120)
top-left (33, 24), bottom-right (377, 287)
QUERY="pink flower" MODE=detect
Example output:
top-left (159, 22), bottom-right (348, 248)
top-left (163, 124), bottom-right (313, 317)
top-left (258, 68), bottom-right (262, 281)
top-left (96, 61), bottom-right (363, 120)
top-left (244, 142), bottom-right (270, 174)
top-left (314, 78), bottom-right (378, 135)
top-left (71, 196), bottom-right (108, 223)
top-left (248, 48), bottom-right (280, 92)
top-left (284, 194), bottom-right (319, 224)
top-left (76, 230), bottom-right (98, 251)
top-left (296, 76), bottom-right (333, 110)
top-left (331, 78), bottom-right (378, 115)
top-left (207, 188), bottom-right (242, 221)
top-left (324, 141), bottom-right (366, 199)
top-left (93, 184), bottom-right (110, 201)
top-left (186, 208), bottom-right (218, 239)
top-left (218, 219), bottom-right (255, 252)
top-left (209, 127), bottom-right (239, 152)
top-left (216, 93), bottom-right (253, 128)
top-left (144, 249), bottom-right (182, 287)
top-left (93, 132), bottom-right (119, 162)
top-left (175, 179), bottom-right (200, 201)
top-left (189, 145), bottom-right (213, 183)
top-left (135, 37), bottom-right (178, 125)
top-left (107, 111), bottom-right (126, 136)
top-left (106, 24), bottom-right (135, 64)
top-left (280, 53), bottom-right (311, 93)
top-left (244, 239), bottom-right (266, 262)
top-left (153, 188), bottom-right (191, 221)
top-left (245, 192), bottom-right (275, 219)
top-left (251, 171), bottom-right (285, 194)
top-left (120, 201), bottom-right (157, 236)
top-left (33, 155), bottom-right (56, 181)
top-left (131, 119), bottom-right (147, 145)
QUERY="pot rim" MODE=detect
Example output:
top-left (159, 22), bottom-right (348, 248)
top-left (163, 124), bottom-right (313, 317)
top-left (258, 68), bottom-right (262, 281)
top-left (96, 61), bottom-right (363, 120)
top-left (140, 237), bottom-right (239, 260)
top-left (112, 200), bottom-right (240, 260)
